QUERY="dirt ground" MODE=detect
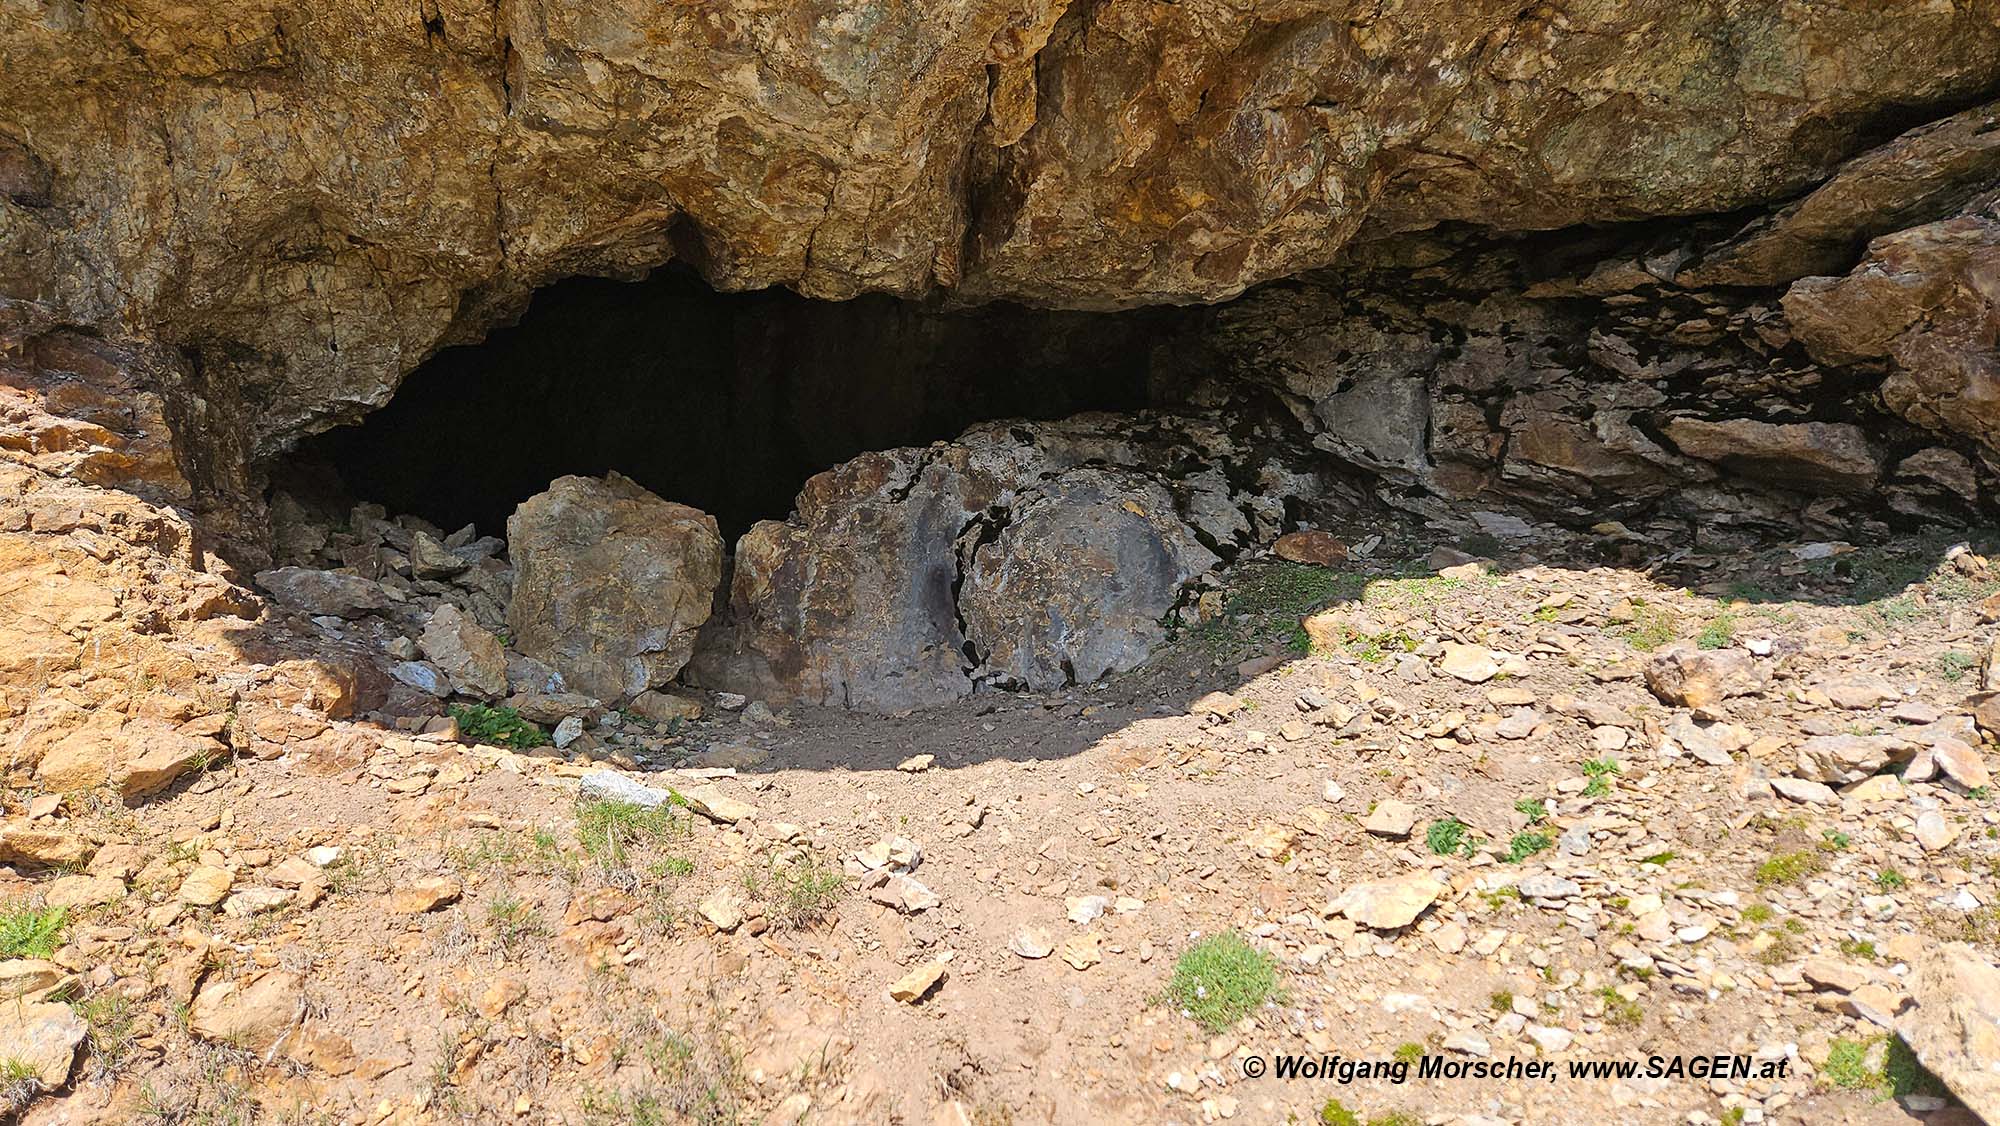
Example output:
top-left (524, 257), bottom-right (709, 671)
top-left (9, 520), bottom-right (2000, 1126)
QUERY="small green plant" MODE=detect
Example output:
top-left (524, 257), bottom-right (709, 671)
top-left (749, 853), bottom-right (844, 930)
top-left (1581, 757), bottom-right (1621, 797)
top-left (1513, 798), bottom-right (1547, 824)
top-left (0, 903), bottom-right (67, 959)
top-left (487, 892), bottom-right (548, 954)
top-left (1821, 829), bottom-right (1851, 851)
top-left (77, 991), bottom-right (137, 1073)
top-left (1939, 651), bottom-right (1978, 682)
top-left (1838, 937), bottom-right (1877, 961)
top-left (1597, 986), bottom-right (1643, 1028)
top-left (1503, 831), bottom-right (1553, 864)
top-left (449, 704), bottom-right (549, 749)
top-left (1618, 601), bottom-right (1679, 651)
top-left (1741, 903), bottom-right (1774, 923)
top-left (1319, 1098), bottom-right (1361, 1126)
top-left (1696, 612), bottom-right (1737, 650)
top-left (1822, 1037), bottom-right (1876, 1089)
top-left (1754, 850), bottom-right (1825, 886)
top-left (650, 856), bottom-right (695, 879)
top-left (1425, 818), bottom-right (1473, 857)
top-left (1393, 1041), bottom-right (1424, 1065)
top-left (1160, 932), bottom-right (1281, 1032)
top-left (1639, 850), bottom-right (1677, 866)
top-left (1875, 869), bottom-right (1906, 890)
top-left (1488, 990), bottom-right (1515, 1013)
top-left (575, 798), bottom-right (687, 867)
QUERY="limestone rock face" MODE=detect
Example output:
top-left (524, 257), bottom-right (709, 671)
top-left (507, 473), bottom-right (723, 703)
top-left (5, 1), bottom-right (2000, 467)
top-left (693, 412), bottom-right (1330, 710)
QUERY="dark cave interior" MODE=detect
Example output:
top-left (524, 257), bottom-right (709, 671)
top-left (297, 267), bottom-right (1179, 541)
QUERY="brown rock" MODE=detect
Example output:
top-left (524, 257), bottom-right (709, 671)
top-left (507, 473), bottom-right (723, 703)
top-left (0, 821), bottom-right (93, 868)
top-left (1663, 417), bottom-right (1881, 493)
top-left (419, 604), bottom-right (509, 700)
top-left (178, 865), bottom-right (235, 907)
top-left (888, 960), bottom-right (947, 1003)
top-left (1899, 943), bottom-right (2000, 1119)
top-left (1272, 530), bottom-right (1349, 567)
top-left (0, 999), bottom-right (84, 1087)
top-left (388, 876), bottom-right (462, 914)
top-left (190, 971), bottom-right (306, 1056)
top-left (1644, 644), bottom-right (1765, 708)
top-left (1327, 874), bottom-right (1445, 931)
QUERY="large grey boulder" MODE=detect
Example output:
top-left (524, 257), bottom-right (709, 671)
top-left (507, 473), bottom-right (724, 703)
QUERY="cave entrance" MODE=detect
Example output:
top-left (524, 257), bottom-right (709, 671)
top-left (297, 268), bottom-right (1176, 541)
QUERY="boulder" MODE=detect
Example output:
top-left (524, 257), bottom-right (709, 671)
top-left (190, 971), bottom-right (306, 1056)
top-left (1899, 943), bottom-right (2000, 1119)
top-left (1787, 210), bottom-right (2000, 452)
top-left (1644, 644), bottom-right (1766, 708)
top-left (253, 567), bottom-right (391, 618)
top-left (695, 413), bottom-right (1309, 710)
top-left (0, 999), bottom-right (84, 1088)
top-left (1662, 418), bottom-right (1881, 494)
top-left (507, 473), bottom-right (724, 703)
top-left (957, 470), bottom-right (1219, 691)
top-left (1327, 874), bottom-right (1445, 931)
top-left (1794, 734), bottom-right (1911, 785)
top-left (419, 604), bottom-right (508, 700)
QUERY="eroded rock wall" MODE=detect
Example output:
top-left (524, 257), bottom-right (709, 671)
top-left (5, 0), bottom-right (2000, 490)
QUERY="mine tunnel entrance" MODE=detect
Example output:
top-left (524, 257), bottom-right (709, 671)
top-left (297, 268), bottom-right (1177, 541)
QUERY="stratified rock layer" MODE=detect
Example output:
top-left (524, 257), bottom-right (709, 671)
top-left (6, 1), bottom-right (2000, 470)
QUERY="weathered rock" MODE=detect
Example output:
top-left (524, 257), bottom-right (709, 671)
top-left (624, 690), bottom-right (701, 725)
top-left (1770, 777), bottom-right (1837, 805)
top-left (504, 691), bottom-right (605, 726)
top-left (0, 999), bottom-right (84, 1088)
top-left (254, 568), bottom-right (391, 619)
top-left (0, 821), bottom-right (93, 868)
top-left (0, 960), bottom-right (65, 1002)
top-left (1363, 800), bottom-right (1416, 839)
top-left (1644, 644), bottom-right (1765, 708)
top-left (888, 961), bottom-right (946, 1004)
top-left (1899, 943), bottom-right (2000, 1119)
top-left (1933, 738), bottom-right (1993, 790)
top-left (178, 865), bottom-right (235, 907)
top-left (1438, 644), bottom-right (1499, 684)
top-left (13, 0), bottom-right (1997, 480)
top-left (1794, 734), bottom-right (1911, 785)
top-left (1327, 874), bottom-right (1445, 931)
top-left (387, 876), bottom-right (461, 914)
top-left (1008, 926), bottom-right (1054, 960)
top-left (1662, 418), bottom-right (1881, 494)
top-left (190, 971), bottom-right (305, 1056)
top-left (1272, 531), bottom-right (1348, 567)
top-left (959, 469), bottom-right (1220, 692)
top-left (1788, 209), bottom-right (2000, 452)
top-left (419, 604), bottom-right (508, 700)
top-left (697, 414), bottom-right (1309, 710)
top-left (508, 473), bottom-right (723, 703)
top-left (1682, 99), bottom-right (2000, 288)
top-left (408, 531), bottom-right (469, 579)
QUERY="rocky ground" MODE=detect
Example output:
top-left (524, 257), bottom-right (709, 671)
top-left (5, 467), bottom-right (2000, 1125)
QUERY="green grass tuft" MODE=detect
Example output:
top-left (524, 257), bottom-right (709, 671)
top-left (1160, 932), bottom-right (1281, 1032)
top-left (0, 903), bottom-right (67, 959)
